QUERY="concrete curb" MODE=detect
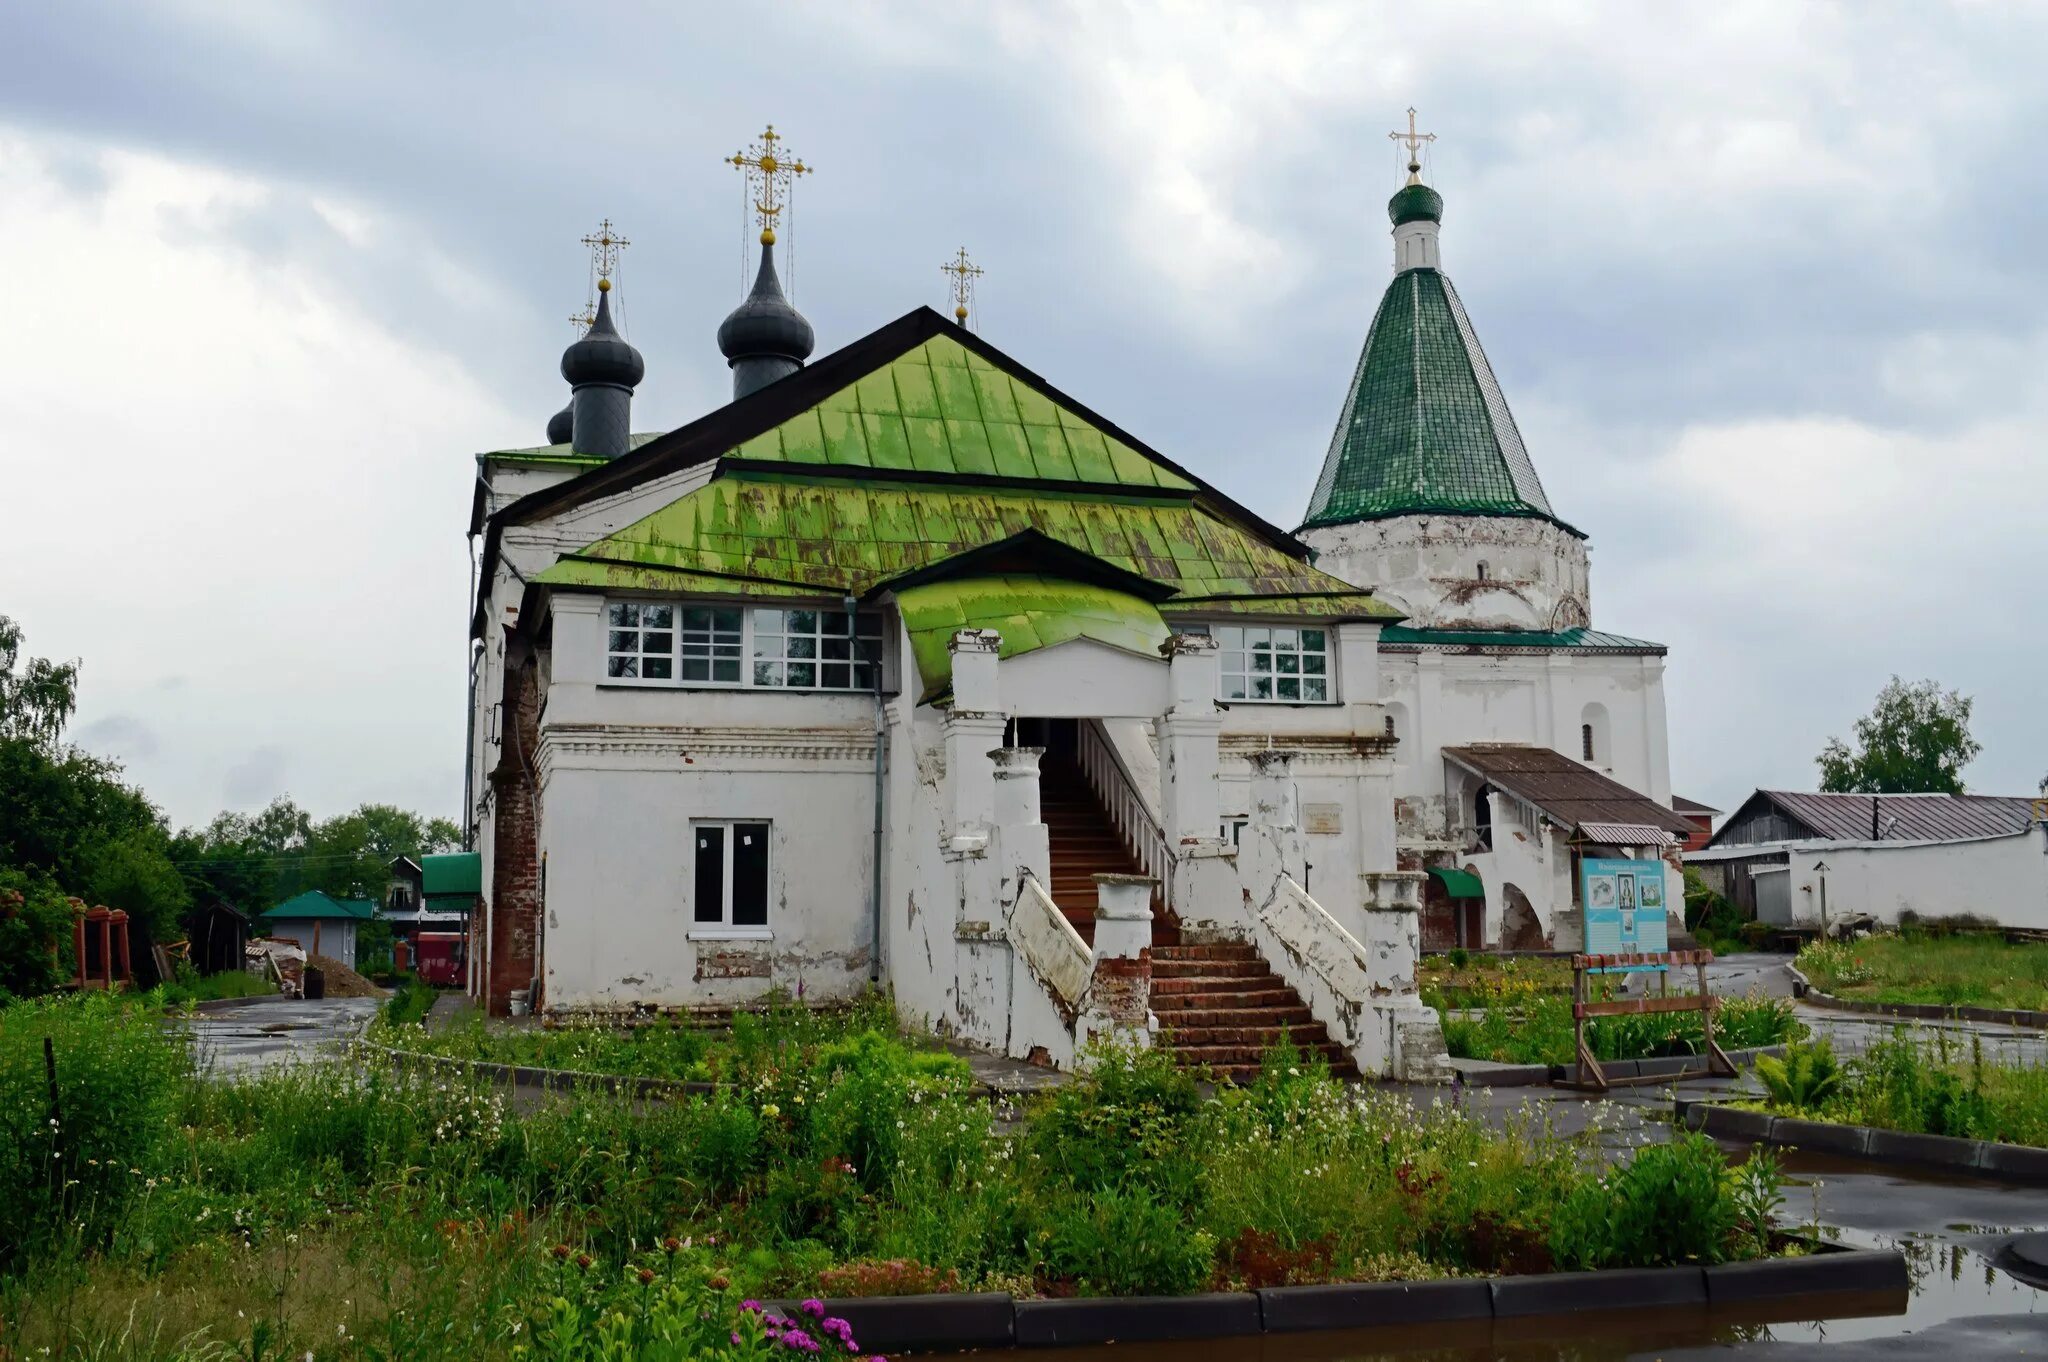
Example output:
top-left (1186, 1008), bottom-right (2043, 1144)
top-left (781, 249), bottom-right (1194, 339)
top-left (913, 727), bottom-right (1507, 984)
top-left (1798, 982), bottom-right (2048, 1030)
top-left (773, 1247), bottom-right (1900, 1352)
top-left (186, 994), bottom-right (281, 1013)
top-left (1679, 1100), bottom-right (2048, 1182)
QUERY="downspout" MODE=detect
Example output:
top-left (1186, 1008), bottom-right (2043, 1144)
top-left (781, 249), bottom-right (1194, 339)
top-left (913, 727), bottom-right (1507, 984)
top-left (849, 596), bottom-right (885, 986)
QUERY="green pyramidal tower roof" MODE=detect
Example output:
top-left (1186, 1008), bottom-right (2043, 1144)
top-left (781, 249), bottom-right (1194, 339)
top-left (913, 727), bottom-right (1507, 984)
top-left (1301, 179), bottom-right (1576, 535)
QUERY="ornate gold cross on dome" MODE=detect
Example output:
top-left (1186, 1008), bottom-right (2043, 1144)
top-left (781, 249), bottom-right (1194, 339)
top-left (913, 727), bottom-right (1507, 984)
top-left (569, 300), bottom-right (596, 334)
top-left (726, 124), bottom-right (811, 245)
top-left (580, 218), bottom-right (629, 292)
top-left (940, 246), bottom-right (983, 326)
top-left (1389, 107), bottom-right (1436, 184)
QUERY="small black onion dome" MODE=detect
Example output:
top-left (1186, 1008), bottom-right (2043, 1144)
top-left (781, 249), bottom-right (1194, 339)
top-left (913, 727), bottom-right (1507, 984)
top-left (717, 241), bottom-right (814, 365)
top-left (1388, 182), bottom-right (1444, 226)
top-left (545, 402), bottom-right (573, 445)
top-left (560, 285), bottom-right (644, 389)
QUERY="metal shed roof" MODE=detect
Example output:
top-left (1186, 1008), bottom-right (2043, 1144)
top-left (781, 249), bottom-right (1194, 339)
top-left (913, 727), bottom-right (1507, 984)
top-left (1441, 744), bottom-right (1694, 836)
top-left (1715, 790), bottom-right (2039, 846)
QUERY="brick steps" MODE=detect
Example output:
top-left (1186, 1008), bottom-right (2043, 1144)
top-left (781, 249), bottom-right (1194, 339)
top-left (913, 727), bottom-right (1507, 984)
top-left (1149, 942), bottom-right (1358, 1080)
top-left (1039, 756), bottom-right (1177, 948)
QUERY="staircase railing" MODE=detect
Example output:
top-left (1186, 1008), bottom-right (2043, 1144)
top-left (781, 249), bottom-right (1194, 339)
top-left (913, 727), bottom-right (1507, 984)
top-left (1076, 719), bottom-right (1173, 902)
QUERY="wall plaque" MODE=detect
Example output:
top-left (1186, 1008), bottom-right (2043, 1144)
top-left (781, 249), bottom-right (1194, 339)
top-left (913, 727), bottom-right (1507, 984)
top-left (1303, 802), bottom-right (1343, 835)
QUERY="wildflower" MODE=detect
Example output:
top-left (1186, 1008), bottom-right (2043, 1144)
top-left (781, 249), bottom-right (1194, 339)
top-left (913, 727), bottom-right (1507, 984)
top-left (801, 1299), bottom-right (825, 1317)
top-left (763, 1103), bottom-right (782, 1118)
top-left (576, 1253), bottom-right (593, 1270)
top-left (710, 1274), bottom-right (731, 1290)
top-left (662, 1236), bottom-right (682, 1253)
top-left (638, 1268), bottom-right (656, 1285)
top-left (552, 1244), bottom-right (572, 1259)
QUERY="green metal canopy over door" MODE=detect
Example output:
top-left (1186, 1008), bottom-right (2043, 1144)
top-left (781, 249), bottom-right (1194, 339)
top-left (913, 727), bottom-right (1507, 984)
top-left (1428, 866), bottom-right (1485, 899)
top-left (894, 574), bottom-right (1169, 702)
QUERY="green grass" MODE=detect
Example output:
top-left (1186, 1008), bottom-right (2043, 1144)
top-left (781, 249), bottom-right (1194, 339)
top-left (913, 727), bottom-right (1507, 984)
top-left (1747, 1032), bottom-right (2048, 1148)
top-left (1434, 991), bottom-right (1803, 1067)
top-left (1797, 932), bottom-right (2048, 1011)
top-left (2, 996), bottom-right (1791, 1359)
top-left (147, 965), bottom-right (275, 1010)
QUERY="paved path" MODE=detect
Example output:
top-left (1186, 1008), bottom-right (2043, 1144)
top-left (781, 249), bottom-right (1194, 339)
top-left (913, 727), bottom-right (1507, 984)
top-left (178, 996), bottom-right (380, 1075)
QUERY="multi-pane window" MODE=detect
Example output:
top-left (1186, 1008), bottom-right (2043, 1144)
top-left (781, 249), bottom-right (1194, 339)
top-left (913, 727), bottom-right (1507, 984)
top-left (751, 608), bottom-right (882, 690)
top-left (1216, 625), bottom-right (1330, 702)
top-left (605, 601), bottom-right (881, 691)
top-left (606, 602), bottom-right (674, 679)
top-left (680, 607), bottom-right (745, 684)
top-left (693, 820), bottom-right (770, 929)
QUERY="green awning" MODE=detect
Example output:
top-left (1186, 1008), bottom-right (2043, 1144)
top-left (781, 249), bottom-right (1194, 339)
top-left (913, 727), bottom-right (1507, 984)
top-left (1429, 866), bottom-right (1485, 899)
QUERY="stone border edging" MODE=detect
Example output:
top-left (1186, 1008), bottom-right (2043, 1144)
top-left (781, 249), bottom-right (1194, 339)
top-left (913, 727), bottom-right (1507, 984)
top-left (1447, 1044), bottom-right (1786, 1090)
top-left (1793, 973), bottom-right (2048, 1030)
top-left (766, 1248), bottom-right (1905, 1352)
top-left (187, 994), bottom-right (280, 1014)
top-left (1681, 1100), bottom-right (2048, 1181)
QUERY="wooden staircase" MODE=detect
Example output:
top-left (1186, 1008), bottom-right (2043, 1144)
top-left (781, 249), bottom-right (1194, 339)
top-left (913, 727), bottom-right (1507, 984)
top-left (1039, 752), bottom-right (1345, 1083)
top-left (1151, 942), bottom-right (1359, 1083)
top-left (1040, 756), bottom-right (1178, 946)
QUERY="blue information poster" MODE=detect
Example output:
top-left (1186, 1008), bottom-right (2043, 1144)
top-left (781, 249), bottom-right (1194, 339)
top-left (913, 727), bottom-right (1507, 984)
top-left (1581, 858), bottom-right (1670, 954)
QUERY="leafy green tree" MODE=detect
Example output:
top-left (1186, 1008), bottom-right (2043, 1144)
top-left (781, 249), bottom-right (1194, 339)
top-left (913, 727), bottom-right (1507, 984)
top-left (1817, 676), bottom-right (1981, 795)
top-left (0, 615), bottom-right (79, 747)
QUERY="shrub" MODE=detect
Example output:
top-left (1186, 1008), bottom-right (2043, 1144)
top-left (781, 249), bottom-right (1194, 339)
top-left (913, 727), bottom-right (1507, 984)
top-left (382, 973), bottom-right (437, 1027)
top-left (1039, 1185), bottom-right (1214, 1296)
top-left (1025, 1042), bottom-right (1205, 1205)
top-left (0, 993), bottom-right (192, 1267)
top-left (1754, 1038), bottom-right (1842, 1111)
top-left (817, 1257), bottom-right (960, 1297)
top-left (0, 870), bottom-right (71, 998)
top-left (1550, 1134), bottom-right (1743, 1269)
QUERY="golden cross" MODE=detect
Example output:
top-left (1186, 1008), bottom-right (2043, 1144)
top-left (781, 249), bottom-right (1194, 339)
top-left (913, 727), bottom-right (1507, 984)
top-left (726, 124), bottom-right (811, 245)
top-left (940, 246), bottom-right (983, 325)
top-left (569, 300), bottom-right (596, 334)
top-left (1389, 107), bottom-right (1436, 184)
top-left (580, 218), bottom-right (629, 290)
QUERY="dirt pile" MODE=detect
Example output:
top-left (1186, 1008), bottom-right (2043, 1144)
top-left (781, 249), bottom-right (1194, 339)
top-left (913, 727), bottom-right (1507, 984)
top-left (306, 953), bottom-right (386, 998)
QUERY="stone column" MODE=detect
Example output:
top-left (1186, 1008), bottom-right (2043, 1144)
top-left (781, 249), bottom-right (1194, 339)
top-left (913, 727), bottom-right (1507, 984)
top-left (990, 745), bottom-right (1050, 888)
top-left (1158, 634), bottom-right (1245, 940)
top-left (1079, 873), bottom-right (1156, 1052)
top-left (943, 630), bottom-right (1006, 846)
top-left (1241, 749), bottom-right (1307, 906)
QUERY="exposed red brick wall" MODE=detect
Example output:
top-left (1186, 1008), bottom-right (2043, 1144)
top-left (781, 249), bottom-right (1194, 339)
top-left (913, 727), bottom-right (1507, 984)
top-left (484, 659), bottom-right (543, 1017)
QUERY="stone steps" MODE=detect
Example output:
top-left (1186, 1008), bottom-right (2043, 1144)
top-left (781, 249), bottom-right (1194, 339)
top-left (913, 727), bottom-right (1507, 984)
top-left (1148, 943), bottom-right (1358, 1080)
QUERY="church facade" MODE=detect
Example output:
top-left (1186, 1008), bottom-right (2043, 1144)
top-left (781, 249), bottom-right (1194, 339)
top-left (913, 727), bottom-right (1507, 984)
top-left (458, 136), bottom-right (1683, 1079)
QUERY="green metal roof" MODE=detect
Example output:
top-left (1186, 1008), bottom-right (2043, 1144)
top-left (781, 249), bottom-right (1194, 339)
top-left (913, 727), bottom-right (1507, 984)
top-left (726, 334), bottom-right (1197, 491)
top-left (1380, 626), bottom-right (1664, 654)
top-left (260, 890), bottom-right (377, 922)
top-left (419, 852), bottom-right (481, 898)
top-left (1428, 865), bottom-right (1484, 899)
top-left (1302, 268), bottom-right (1575, 534)
top-left (897, 575), bottom-right (1169, 701)
top-left (538, 471), bottom-right (1398, 619)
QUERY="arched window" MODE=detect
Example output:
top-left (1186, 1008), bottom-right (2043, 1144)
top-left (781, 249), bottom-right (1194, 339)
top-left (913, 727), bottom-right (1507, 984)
top-left (1475, 561), bottom-right (1489, 582)
top-left (1582, 723), bottom-right (1595, 761)
top-left (1579, 702), bottom-right (1610, 767)
top-left (1384, 714), bottom-right (1396, 739)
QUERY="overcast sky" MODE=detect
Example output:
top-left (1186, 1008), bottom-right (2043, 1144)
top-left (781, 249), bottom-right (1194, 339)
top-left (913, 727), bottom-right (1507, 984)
top-left (3, 1), bottom-right (2044, 830)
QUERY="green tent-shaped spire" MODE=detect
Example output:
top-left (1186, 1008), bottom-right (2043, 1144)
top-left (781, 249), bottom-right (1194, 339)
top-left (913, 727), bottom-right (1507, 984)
top-left (1301, 180), bottom-right (1576, 535)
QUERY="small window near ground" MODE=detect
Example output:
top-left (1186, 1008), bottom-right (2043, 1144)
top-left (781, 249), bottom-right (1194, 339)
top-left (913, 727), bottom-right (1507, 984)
top-left (693, 820), bottom-right (771, 928)
top-left (1215, 625), bottom-right (1330, 703)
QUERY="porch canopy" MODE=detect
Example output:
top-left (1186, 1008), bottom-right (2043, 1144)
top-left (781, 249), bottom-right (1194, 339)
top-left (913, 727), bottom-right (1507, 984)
top-left (1428, 865), bottom-right (1485, 899)
top-left (1441, 744), bottom-right (1692, 843)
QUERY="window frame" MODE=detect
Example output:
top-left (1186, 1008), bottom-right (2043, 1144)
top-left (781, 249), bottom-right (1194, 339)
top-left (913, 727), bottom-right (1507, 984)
top-left (603, 598), bottom-right (885, 694)
top-left (1209, 623), bottom-right (1336, 705)
top-left (687, 817), bottom-right (773, 940)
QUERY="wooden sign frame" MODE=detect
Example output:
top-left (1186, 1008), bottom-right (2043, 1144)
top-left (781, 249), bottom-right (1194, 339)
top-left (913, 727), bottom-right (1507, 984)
top-left (1566, 950), bottom-right (1736, 1090)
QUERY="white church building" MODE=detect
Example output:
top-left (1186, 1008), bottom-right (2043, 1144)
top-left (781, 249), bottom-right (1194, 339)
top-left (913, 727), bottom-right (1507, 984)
top-left (459, 130), bottom-right (1686, 1079)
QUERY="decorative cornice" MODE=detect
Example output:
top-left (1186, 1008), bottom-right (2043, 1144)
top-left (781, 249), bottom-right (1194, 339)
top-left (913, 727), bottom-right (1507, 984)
top-left (1222, 734), bottom-right (1396, 766)
top-left (537, 722), bottom-right (877, 778)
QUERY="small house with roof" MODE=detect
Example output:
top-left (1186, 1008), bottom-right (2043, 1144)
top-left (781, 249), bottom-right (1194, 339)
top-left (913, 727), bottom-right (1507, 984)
top-left (256, 890), bottom-right (378, 969)
top-left (1688, 790), bottom-right (2048, 931)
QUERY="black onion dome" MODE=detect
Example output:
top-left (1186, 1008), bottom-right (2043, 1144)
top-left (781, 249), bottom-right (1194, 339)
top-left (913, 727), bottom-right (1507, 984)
top-left (545, 402), bottom-right (574, 445)
top-left (717, 241), bottom-right (814, 365)
top-left (560, 288), bottom-right (645, 389)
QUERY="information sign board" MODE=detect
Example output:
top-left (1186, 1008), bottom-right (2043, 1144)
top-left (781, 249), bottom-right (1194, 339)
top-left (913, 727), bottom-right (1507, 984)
top-left (1581, 857), bottom-right (1669, 955)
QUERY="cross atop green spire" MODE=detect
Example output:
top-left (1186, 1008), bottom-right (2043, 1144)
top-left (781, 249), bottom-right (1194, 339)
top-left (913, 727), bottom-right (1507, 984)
top-left (1300, 175), bottom-right (1575, 534)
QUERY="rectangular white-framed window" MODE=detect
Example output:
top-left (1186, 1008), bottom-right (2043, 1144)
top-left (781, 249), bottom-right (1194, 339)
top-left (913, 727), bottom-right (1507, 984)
top-left (606, 601), bottom-right (676, 680)
top-left (690, 818), bottom-right (770, 935)
top-left (605, 599), bottom-right (884, 692)
top-left (1216, 624), bottom-right (1331, 703)
top-left (750, 607), bottom-right (882, 690)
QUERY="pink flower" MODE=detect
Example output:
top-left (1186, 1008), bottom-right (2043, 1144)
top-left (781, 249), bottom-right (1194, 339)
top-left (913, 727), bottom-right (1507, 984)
top-left (801, 1299), bottom-right (825, 1318)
